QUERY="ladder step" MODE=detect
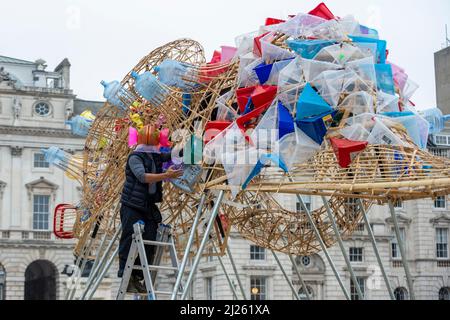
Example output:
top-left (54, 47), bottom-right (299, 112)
top-left (133, 265), bottom-right (178, 272)
top-left (143, 240), bottom-right (173, 247)
top-left (154, 291), bottom-right (182, 296)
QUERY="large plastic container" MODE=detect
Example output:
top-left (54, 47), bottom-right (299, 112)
top-left (131, 71), bottom-right (168, 104)
top-left (308, 2), bottom-right (336, 20)
top-left (340, 123), bottom-right (370, 142)
top-left (330, 138), bottom-right (368, 168)
top-left (100, 80), bottom-right (127, 111)
top-left (296, 83), bottom-right (332, 121)
top-left (375, 64), bottom-right (395, 95)
top-left (154, 59), bottom-right (190, 89)
top-left (420, 108), bottom-right (450, 135)
top-left (65, 115), bottom-right (92, 137)
top-left (296, 110), bottom-right (337, 145)
top-left (286, 39), bottom-right (336, 59)
top-left (367, 118), bottom-right (406, 146)
top-left (41, 146), bottom-right (68, 166)
top-left (348, 36), bottom-right (387, 64)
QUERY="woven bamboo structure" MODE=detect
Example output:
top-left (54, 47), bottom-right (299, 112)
top-left (60, 13), bottom-right (450, 259)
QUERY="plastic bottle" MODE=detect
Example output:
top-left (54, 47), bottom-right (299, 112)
top-left (130, 71), bottom-right (167, 104)
top-left (100, 80), bottom-right (127, 110)
top-left (420, 108), bottom-right (450, 135)
top-left (65, 115), bottom-right (92, 137)
top-left (154, 59), bottom-right (189, 89)
top-left (41, 147), bottom-right (68, 166)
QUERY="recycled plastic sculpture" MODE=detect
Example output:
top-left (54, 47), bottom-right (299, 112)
top-left (45, 3), bottom-right (450, 263)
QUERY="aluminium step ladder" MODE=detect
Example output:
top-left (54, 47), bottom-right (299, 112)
top-left (117, 221), bottom-right (183, 300)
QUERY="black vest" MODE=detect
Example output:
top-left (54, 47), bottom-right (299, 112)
top-left (121, 152), bottom-right (164, 217)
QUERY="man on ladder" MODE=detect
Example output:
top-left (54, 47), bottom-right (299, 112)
top-left (118, 123), bottom-right (182, 293)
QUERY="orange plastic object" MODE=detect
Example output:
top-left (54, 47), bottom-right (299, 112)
top-left (53, 204), bottom-right (77, 239)
top-left (330, 138), bottom-right (368, 168)
top-left (204, 121), bottom-right (232, 144)
top-left (308, 3), bottom-right (335, 20)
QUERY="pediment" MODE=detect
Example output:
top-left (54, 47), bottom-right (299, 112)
top-left (25, 177), bottom-right (58, 191)
top-left (385, 213), bottom-right (412, 225)
top-left (430, 214), bottom-right (450, 226)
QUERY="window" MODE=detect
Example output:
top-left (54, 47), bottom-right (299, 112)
top-left (33, 153), bottom-right (49, 168)
top-left (439, 287), bottom-right (450, 300)
top-left (350, 277), bottom-right (365, 300)
top-left (34, 102), bottom-right (50, 116)
top-left (300, 256), bottom-right (311, 267)
top-left (434, 196), bottom-right (447, 210)
top-left (33, 195), bottom-right (50, 230)
top-left (0, 264), bottom-right (5, 300)
top-left (394, 287), bottom-right (409, 300)
top-left (298, 285), bottom-right (314, 300)
top-left (435, 135), bottom-right (449, 146)
top-left (349, 248), bottom-right (363, 262)
top-left (436, 228), bottom-right (449, 259)
top-left (250, 245), bottom-right (266, 261)
top-left (205, 277), bottom-right (213, 300)
top-left (250, 276), bottom-right (267, 300)
top-left (296, 195), bottom-right (311, 212)
top-left (391, 227), bottom-right (406, 260)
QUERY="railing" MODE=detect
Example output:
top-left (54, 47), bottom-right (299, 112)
top-left (428, 148), bottom-right (450, 159)
top-left (437, 260), bottom-right (450, 268)
top-left (21, 86), bottom-right (73, 95)
top-left (0, 229), bottom-right (55, 241)
top-left (392, 260), bottom-right (403, 268)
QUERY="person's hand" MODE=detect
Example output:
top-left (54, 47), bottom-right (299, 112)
top-left (165, 166), bottom-right (183, 179)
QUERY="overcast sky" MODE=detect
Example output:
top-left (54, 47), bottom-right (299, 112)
top-left (1, 0), bottom-right (449, 109)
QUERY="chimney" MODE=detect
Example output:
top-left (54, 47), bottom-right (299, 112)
top-left (55, 58), bottom-right (71, 89)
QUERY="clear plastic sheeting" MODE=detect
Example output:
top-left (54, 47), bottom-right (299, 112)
top-left (339, 91), bottom-right (374, 115)
top-left (278, 126), bottom-right (321, 171)
top-left (313, 43), bottom-right (371, 65)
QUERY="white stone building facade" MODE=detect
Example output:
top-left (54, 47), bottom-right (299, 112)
top-left (0, 55), bottom-right (111, 300)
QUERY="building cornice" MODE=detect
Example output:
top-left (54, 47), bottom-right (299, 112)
top-left (0, 125), bottom-right (83, 139)
top-left (430, 214), bottom-right (450, 226)
top-left (0, 87), bottom-right (75, 99)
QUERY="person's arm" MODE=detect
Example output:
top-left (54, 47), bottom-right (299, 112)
top-left (128, 155), bottom-right (182, 184)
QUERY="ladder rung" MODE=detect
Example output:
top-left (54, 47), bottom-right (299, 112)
top-left (142, 240), bottom-right (173, 247)
top-left (154, 291), bottom-right (182, 296)
top-left (133, 265), bottom-right (178, 272)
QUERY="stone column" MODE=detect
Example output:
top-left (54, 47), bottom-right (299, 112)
top-left (10, 147), bottom-right (23, 228)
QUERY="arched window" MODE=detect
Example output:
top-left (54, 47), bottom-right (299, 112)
top-left (298, 285), bottom-right (314, 300)
top-left (394, 287), bottom-right (409, 300)
top-left (439, 287), bottom-right (450, 300)
top-left (0, 264), bottom-right (5, 300)
top-left (24, 260), bottom-right (57, 300)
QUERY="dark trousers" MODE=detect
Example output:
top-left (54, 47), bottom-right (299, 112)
top-left (118, 204), bottom-right (159, 279)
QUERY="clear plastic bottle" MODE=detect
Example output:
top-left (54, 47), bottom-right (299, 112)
top-left (130, 71), bottom-right (167, 104)
top-left (100, 80), bottom-right (127, 110)
top-left (420, 108), bottom-right (450, 135)
top-left (65, 115), bottom-right (92, 137)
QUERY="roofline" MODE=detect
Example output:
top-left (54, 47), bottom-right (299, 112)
top-left (0, 55), bottom-right (36, 65)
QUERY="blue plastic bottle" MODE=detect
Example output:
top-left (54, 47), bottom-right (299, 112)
top-left (100, 80), bottom-right (127, 111)
top-left (41, 146), bottom-right (68, 166)
top-left (155, 59), bottom-right (190, 89)
top-left (420, 108), bottom-right (450, 135)
top-left (131, 71), bottom-right (168, 104)
top-left (65, 115), bottom-right (92, 137)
